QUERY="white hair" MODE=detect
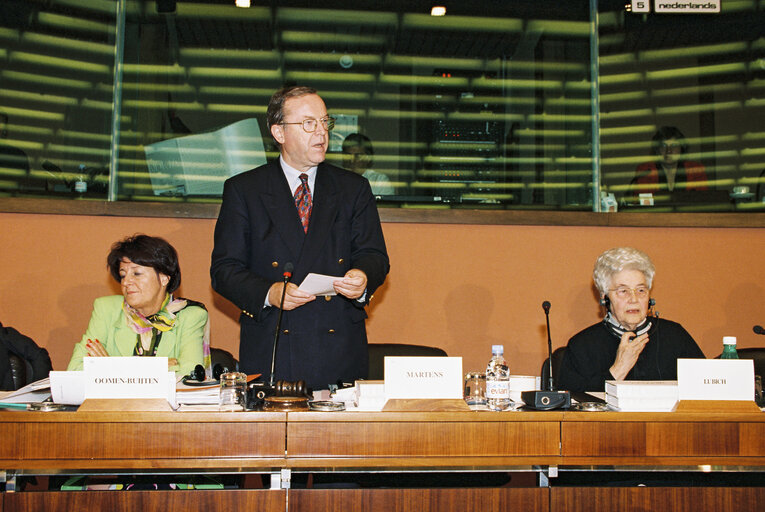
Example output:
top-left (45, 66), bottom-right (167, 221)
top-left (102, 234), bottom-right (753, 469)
top-left (592, 247), bottom-right (655, 296)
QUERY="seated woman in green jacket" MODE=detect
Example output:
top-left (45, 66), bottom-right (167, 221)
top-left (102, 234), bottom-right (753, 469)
top-left (67, 234), bottom-right (209, 376)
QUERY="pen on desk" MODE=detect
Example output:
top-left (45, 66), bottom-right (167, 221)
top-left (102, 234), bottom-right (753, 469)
top-left (0, 402), bottom-right (29, 410)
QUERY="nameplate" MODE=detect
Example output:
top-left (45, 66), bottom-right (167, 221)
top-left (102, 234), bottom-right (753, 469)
top-left (384, 356), bottom-right (462, 399)
top-left (84, 357), bottom-right (175, 406)
top-left (677, 358), bottom-right (754, 401)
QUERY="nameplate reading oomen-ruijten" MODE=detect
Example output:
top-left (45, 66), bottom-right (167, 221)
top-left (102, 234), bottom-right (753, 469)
top-left (677, 358), bottom-right (755, 401)
top-left (83, 356), bottom-right (174, 403)
top-left (384, 356), bottom-right (462, 399)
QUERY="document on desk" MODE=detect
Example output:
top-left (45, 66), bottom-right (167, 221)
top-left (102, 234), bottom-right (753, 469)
top-left (0, 377), bottom-right (51, 403)
top-left (298, 273), bottom-right (341, 296)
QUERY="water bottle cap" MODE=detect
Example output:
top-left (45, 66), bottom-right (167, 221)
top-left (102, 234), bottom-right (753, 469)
top-left (722, 336), bottom-right (737, 345)
top-left (491, 344), bottom-right (504, 354)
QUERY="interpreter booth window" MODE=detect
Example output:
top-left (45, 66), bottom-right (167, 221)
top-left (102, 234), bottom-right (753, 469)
top-left (114, 0), bottom-right (594, 209)
top-left (1, 1), bottom-right (762, 214)
top-left (0, 0), bottom-right (115, 199)
top-left (597, 1), bottom-right (765, 212)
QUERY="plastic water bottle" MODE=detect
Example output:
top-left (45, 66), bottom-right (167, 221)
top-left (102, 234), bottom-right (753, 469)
top-left (720, 336), bottom-right (739, 359)
top-left (485, 345), bottom-right (510, 411)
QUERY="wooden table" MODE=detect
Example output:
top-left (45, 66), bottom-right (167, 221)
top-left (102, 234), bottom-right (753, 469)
top-left (0, 410), bottom-right (288, 510)
top-left (2, 406), bottom-right (764, 511)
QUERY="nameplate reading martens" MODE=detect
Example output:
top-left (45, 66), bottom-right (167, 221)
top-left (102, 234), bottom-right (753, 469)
top-left (384, 356), bottom-right (462, 399)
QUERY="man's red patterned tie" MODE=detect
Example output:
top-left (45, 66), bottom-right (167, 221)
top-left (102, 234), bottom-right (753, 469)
top-left (294, 173), bottom-right (312, 233)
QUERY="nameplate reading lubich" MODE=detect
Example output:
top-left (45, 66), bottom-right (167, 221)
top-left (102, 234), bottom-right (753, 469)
top-left (384, 356), bottom-right (462, 399)
top-left (84, 356), bottom-right (174, 401)
top-left (677, 358), bottom-right (755, 401)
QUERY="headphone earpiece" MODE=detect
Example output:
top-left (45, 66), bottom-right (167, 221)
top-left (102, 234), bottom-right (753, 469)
top-left (190, 364), bottom-right (205, 381)
top-left (649, 298), bottom-right (656, 307)
top-left (182, 364), bottom-right (221, 386)
top-left (600, 296), bottom-right (611, 309)
top-left (212, 363), bottom-right (227, 381)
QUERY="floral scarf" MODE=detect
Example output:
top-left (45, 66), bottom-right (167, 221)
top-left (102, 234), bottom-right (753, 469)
top-left (123, 294), bottom-right (212, 376)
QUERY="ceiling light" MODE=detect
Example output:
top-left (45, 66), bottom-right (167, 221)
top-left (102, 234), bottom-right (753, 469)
top-left (235, 0), bottom-right (250, 7)
top-left (431, 6), bottom-right (446, 16)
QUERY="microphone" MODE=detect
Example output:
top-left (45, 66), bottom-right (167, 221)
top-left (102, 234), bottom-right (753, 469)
top-left (754, 325), bottom-right (765, 335)
top-left (520, 300), bottom-right (570, 410)
top-left (542, 301), bottom-right (553, 391)
top-left (270, 262), bottom-right (294, 386)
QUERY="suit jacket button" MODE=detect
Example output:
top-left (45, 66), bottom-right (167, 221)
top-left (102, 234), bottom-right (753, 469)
top-left (325, 295), bottom-right (332, 301)
top-left (328, 329), bottom-right (335, 334)
top-left (283, 329), bottom-right (289, 334)
top-left (338, 258), bottom-right (344, 264)
top-left (271, 261), bottom-right (279, 268)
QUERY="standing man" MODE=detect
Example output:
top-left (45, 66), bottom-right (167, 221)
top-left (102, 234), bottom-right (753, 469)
top-left (211, 86), bottom-right (389, 389)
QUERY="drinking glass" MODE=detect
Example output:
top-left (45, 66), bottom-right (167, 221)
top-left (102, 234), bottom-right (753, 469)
top-left (219, 371), bottom-right (247, 411)
top-left (464, 372), bottom-right (487, 405)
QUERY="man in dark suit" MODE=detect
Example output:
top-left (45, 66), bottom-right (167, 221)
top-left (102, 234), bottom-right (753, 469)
top-left (210, 86), bottom-right (389, 389)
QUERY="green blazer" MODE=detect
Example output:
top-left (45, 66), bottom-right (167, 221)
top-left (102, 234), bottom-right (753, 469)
top-left (67, 295), bottom-right (207, 376)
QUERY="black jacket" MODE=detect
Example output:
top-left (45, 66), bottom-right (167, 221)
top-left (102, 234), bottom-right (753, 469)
top-left (1, 322), bottom-right (52, 391)
top-left (558, 317), bottom-right (705, 392)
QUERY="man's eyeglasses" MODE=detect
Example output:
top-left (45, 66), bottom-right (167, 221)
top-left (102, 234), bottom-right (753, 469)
top-left (609, 286), bottom-right (649, 299)
top-left (280, 117), bottom-right (335, 133)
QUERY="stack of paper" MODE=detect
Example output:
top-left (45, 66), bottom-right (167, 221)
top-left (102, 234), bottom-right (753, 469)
top-left (0, 377), bottom-right (51, 404)
top-left (605, 380), bottom-right (678, 412)
top-left (175, 379), bottom-right (220, 405)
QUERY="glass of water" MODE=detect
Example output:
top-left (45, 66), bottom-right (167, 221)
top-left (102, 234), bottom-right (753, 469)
top-left (219, 371), bottom-right (247, 411)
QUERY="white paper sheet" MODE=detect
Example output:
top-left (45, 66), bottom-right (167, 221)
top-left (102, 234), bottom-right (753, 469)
top-left (298, 273), bottom-right (341, 296)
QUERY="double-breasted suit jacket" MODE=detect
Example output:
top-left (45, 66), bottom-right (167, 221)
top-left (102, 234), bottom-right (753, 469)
top-left (211, 160), bottom-right (389, 388)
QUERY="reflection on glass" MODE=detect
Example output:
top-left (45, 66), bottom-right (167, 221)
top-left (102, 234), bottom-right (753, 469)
top-left (0, 1), bottom-right (762, 214)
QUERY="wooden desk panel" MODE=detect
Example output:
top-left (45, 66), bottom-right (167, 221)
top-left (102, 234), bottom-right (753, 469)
top-left (560, 411), bottom-right (765, 465)
top-left (0, 423), bottom-right (20, 460)
top-left (551, 487), bottom-right (765, 512)
top-left (290, 488), bottom-right (549, 512)
top-left (2, 411), bottom-right (287, 470)
top-left (4, 489), bottom-right (286, 512)
top-left (286, 411), bottom-right (561, 467)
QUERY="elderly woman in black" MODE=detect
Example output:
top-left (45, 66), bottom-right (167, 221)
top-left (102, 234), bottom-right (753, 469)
top-left (558, 247), bottom-right (705, 392)
top-left (67, 234), bottom-right (208, 375)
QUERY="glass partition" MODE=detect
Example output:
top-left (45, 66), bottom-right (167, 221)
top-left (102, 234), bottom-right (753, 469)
top-left (0, 0), bottom-right (116, 199)
top-left (116, 0), bottom-right (594, 209)
top-left (598, 0), bottom-right (765, 212)
top-left (1, 0), bottom-right (763, 214)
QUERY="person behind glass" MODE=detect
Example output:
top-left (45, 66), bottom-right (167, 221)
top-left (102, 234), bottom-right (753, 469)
top-left (341, 133), bottom-right (394, 196)
top-left (210, 86), bottom-right (389, 390)
top-left (632, 126), bottom-right (708, 196)
top-left (67, 235), bottom-right (209, 376)
top-left (557, 247), bottom-right (704, 392)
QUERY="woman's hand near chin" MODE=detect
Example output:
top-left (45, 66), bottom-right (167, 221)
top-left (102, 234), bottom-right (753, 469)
top-left (609, 331), bottom-right (649, 380)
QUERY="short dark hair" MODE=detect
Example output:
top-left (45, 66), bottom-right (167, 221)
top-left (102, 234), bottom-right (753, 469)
top-left (266, 85), bottom-right (318, 129)
top-left (106, 234), bottom-right (181, 293)
top-left (342, 133), bottom-right (374, 156)
top-left (651, 126), bottom-right (688, 154)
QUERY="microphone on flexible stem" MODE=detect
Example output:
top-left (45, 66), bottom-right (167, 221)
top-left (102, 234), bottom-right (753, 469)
top-left (542, 301), bottom-right (554, 391)
top-left (754, 325), bottom-right (765, 336)
top-left (270, 262), bottom-right (293, 387)
top-left (520, 300), bottom-right (571, 410)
